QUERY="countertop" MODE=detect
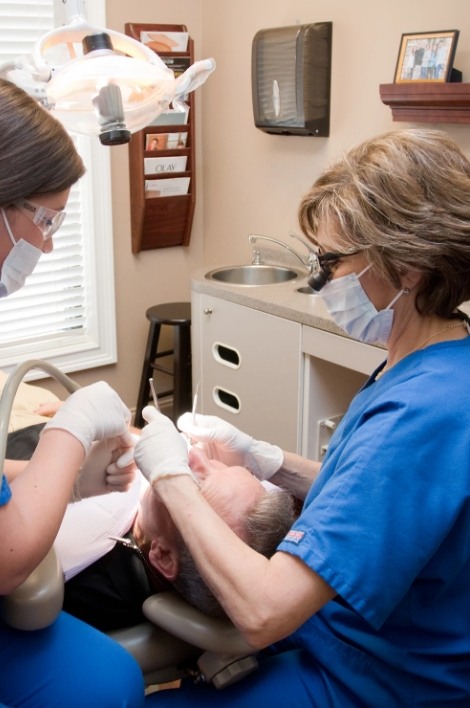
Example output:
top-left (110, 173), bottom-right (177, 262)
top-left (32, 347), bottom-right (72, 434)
top-left (192, 262), bottom-right (470, 343)
top-left (191, 264), bottom-right (352, 337)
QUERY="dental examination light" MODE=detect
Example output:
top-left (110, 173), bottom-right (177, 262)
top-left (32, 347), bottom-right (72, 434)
top-left (0, 0), bottom-right (215, 146)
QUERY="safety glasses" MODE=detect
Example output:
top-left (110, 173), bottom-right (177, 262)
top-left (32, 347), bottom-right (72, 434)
top-left (14, 199), bottom-right (66, 240)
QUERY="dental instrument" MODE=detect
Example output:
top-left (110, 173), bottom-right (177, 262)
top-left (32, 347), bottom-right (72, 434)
top-left (149, 377), bottom-right (160, 410)
top-left (192, 382), bottom-right (200, 426)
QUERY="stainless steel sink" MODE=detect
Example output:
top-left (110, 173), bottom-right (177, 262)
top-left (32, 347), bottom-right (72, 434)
top-left (206, 265), bottom-right (301, 286)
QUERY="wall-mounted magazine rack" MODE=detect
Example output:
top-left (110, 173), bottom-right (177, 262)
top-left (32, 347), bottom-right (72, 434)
top-left (126, 23), bottom-right (196, 252)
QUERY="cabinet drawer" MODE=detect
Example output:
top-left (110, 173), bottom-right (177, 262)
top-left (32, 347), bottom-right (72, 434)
top-left (193, 294), bottom-right (302, 451)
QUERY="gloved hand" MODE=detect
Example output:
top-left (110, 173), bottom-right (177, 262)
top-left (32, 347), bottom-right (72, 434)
top-left (43, 381), bottom-right (131, 453)
top-left (135, 406), bottom-right (199, 487)
top-left (177, 413), bottom-right (283, 481)
top-left (73, 433), bottom-right (137, 499)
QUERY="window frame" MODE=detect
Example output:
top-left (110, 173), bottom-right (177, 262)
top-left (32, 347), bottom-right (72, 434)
top-left (0, 0), bottom-right (117, 380)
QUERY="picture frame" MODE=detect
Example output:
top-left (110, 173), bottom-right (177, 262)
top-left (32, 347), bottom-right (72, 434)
top-left (394, 30), bottom-right (459, 83)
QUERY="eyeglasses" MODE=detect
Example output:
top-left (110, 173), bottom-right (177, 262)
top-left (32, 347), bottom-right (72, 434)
top-left (308, 248), bottom-right (363, 291)
top-left (14, 199), bottom-right (66, 240)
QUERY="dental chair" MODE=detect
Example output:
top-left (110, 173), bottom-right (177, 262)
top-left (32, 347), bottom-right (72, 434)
top-left (0, 360), bottom-right (258, 689)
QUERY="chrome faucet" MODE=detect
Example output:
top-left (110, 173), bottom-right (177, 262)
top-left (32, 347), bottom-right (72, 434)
top-left (248, 233), bottom-right (316, 274)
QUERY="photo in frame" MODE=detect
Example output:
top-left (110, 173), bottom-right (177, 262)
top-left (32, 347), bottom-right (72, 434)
top-left (394, 30), bottom-right (459, 83)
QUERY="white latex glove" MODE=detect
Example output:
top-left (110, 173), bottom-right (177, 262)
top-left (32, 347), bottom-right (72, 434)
top-left (135, 407), bottom-right (199, 487)
top-left (177, 413), bottom-right (283, 482)
top-left (73, 433), bottom-right (137, 499)
top-left (42, 381), bottom-right (131, 453)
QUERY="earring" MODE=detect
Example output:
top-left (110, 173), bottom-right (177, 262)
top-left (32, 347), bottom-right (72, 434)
top-left (403, 287), bottom-right (410, 295)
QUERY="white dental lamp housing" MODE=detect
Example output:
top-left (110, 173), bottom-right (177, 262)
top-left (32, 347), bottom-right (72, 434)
top-left (0, 0), bottom-right (215, 145)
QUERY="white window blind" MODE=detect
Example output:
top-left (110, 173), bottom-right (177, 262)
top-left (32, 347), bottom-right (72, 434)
top-left (0, 0), bottom-right (117, 379)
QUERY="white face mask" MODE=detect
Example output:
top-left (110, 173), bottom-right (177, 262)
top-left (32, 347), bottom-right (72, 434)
top-left (0, 208), bottom-right (42, 298)
top-left (320, 265), bottom-right (405, 346)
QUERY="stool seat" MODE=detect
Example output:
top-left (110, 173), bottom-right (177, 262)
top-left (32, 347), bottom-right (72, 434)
top-left (135, 302), bottom-right (192, 428)
top-left (146, 303), bottom-right (191, 326)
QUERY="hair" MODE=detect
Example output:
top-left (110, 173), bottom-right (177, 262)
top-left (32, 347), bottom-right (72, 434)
top-left (171, 488), bottom-right (297, 618)
top-left (0, 78), bottom-right (85, 205)
top-left (298, 128), bottom-right (470, 317)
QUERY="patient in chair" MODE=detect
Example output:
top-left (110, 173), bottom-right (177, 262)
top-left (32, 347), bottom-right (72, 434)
top-left (6, 419), bottom-right (296, 632)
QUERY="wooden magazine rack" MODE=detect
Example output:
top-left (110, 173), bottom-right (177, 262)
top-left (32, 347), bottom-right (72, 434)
top-left (126, 23), bottom-right (195, 252)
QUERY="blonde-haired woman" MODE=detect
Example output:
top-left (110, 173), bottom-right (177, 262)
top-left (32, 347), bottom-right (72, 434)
top-left (139, 129), bottom-right (470, 706)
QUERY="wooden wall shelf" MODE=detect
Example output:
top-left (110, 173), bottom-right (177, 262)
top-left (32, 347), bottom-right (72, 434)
top-left (379, 82), bottom-right (470, 124)
top-left (126, 23), bottom-right (196, 253)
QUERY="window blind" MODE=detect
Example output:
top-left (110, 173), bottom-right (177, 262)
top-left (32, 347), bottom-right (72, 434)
top-left (0, 0), bottom-right (117, 378)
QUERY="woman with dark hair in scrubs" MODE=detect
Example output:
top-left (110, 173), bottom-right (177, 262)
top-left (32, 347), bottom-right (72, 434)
top-left (0, 78), bottom-right (144, 707)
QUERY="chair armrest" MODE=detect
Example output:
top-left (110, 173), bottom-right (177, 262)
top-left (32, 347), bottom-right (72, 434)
top-left (0, 546), bottom-right (64, 630)
top-left (0, 360), bottom-right (79, 630)
top-left (143, 592), bottom-right (254, 656)
top-left (109, 621), bottom-right (199, 677)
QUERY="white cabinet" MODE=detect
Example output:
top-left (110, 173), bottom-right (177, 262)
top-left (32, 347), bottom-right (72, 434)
top-left (301, 326), bottom-right (385, 460)
top-left (191, 289), bottom-right (386, 460)
top-left (192, 293), bottom-right (302, 451)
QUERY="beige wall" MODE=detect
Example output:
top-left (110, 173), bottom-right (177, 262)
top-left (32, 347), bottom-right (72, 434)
top-left (56, 0), bottom-right (470, 410)
top-left (199, 0), bottom-right (470, 263)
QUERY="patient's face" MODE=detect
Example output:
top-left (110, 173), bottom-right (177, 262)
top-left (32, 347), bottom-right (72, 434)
top-left (135, 447), bottom-right (265, 543)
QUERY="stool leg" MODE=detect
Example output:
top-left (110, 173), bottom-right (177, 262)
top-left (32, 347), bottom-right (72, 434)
top-left (172, 324), bottom-right (192, 422)
top-left (135, 322), bottom-right (161, 428)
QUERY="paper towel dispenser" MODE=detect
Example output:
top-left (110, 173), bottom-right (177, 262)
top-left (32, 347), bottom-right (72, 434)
top-left (252, 22), bottom-right (332, 136)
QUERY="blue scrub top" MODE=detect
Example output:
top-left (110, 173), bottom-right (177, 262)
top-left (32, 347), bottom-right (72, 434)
top-left (278, 337), bottom-right (470, 705)
top-left (0, 474), bottom-right (11, 507)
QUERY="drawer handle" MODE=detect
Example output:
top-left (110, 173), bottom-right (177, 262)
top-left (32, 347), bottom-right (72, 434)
top-left (212, 342), bottom-right (240, 368)
top-left (213, 387), bottom-right (240, 413)
top-left (203, 307), bottom-right (213, 315)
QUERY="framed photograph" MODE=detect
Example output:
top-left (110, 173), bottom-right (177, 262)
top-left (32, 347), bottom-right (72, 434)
top-left (394, 30), bottom-right (459, 83)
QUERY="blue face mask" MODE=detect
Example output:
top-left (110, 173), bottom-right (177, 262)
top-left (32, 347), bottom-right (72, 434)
top-left (0, 208), bottom-right (42, 298)
top-left (320, 265), bottom-right (405, 346)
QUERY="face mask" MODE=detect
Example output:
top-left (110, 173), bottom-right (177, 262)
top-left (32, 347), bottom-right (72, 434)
top-left (320, 265), bottom-right (404, 345)
top-left (0, 208), bottom-right (42, 298)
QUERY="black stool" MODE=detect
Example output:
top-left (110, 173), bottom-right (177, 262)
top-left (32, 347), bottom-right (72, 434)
top-left (135, 302), bottom-right (192, 428)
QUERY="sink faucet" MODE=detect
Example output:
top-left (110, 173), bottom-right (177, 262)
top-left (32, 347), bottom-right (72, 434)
top-left (248, 233), bottom-right (317, 274)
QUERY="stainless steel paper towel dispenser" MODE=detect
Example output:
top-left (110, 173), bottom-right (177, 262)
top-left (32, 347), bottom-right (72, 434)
top-left (252, 22), bottom-right (332, 136)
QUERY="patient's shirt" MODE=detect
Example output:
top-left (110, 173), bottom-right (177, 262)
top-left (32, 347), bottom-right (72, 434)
top-left (55, 473), bottom-right (146, 580)
top-left (6, 421), bottom-right (147, 581)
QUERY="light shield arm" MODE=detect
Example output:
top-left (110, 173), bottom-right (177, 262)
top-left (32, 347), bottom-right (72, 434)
top-left (174, 58), bottom-right (217, 99)
top-left (0, 6), bottom-right (215, 145)
top-left (31, 17), bottom-right (173, 80)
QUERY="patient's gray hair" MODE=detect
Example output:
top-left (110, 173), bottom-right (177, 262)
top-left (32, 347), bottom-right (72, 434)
top-left (171, 488), bottom-right (296, 617)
